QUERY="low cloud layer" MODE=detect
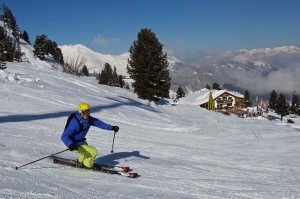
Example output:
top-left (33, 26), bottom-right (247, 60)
top-left (216, 64), bottom-right (300, 96)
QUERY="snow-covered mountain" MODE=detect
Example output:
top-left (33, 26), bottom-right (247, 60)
top-left (60, 44), bottom-right (129, 75)
top-left (60, 44), bottom-right (183, 76)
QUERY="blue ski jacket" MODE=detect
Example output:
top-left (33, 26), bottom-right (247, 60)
top-left (61, 111), bottom-right (113, 148)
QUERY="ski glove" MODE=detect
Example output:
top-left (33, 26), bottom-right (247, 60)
top-left (112, 126), bottom-right (119, 133)
top-left (69, 144), bottom-right (78, 151)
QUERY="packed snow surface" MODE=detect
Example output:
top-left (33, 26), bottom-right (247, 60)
top-left (0, 62), bottom-right (300, 199)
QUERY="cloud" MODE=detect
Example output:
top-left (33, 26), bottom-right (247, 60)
top-left (92, 35), bottom-right (120, 47)
top-left (262, 64), bottom-right (300, 94)
top-left (216, 63), bottom-right (300, 96)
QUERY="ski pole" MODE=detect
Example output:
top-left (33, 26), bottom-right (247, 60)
top-left (111, 132), bottom-right (116, 153)
top-left (15, 148), bottom-right (69, 170)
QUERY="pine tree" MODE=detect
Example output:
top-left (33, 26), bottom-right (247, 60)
top-left (33, 34), bottom-right (47, 60)
top-left (45, 40), bottom-right (55, 56)
top-left (1, 38), bottom-right (15, 62)
top-left (98, 63), bottom-right (113, 85)
top-left (112, 66), bottom-right (118, 86)
top-left (176, 86), bottom-right (185, 99)
top-left (33, 34), bottom-right (63, 64)
top-left (205, 84), bottom-right (211, 89)
top-left (269, 90), bottom-right (277, 110)
top-left (290, 89), bottom-right (300, 115)
top-left (13, 26), bottom-right (21, 62)
top-left (127, 28), bottom-right (171, 101)
top-left (98, 70), bottom-right (107, 85)
top-left (0, 26), bottom-right (15, 69)
top-left (0, 5), bottom-right (24, 63)
top-left (212, 83), bottom-right (221, 90)
top-left (81, 65), bottom-right (89, 76)
top-left (275, 93), bottom-right (289, 121)
top-left (0, 29), bottom-right (6, 69)
top-left (51, 42), bottom-right (64, 65)
top-left (22, 30), bottom-right (31, 44)
top-left (3, 5), bottom-right (19, 36)
top-left (54, 47), bottom-right (64, 65)
top-left (243, 90), bottom-right (252, 107)
top-left (208, 90), bottom-right (215, 111)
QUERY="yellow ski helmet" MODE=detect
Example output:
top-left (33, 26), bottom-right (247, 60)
top-left (78, 102), bottom-right (90, 113)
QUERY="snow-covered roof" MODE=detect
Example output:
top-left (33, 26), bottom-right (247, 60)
top-left (179, 88), bottom-right (244, 105)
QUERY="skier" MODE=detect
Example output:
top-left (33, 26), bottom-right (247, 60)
top-left (61, 102), bottom-right (119, 169)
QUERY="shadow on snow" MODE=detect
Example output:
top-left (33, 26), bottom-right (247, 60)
top-left (0, 96), bottom-right (159, 123)
top-left (96, 151), bottom-right (150, 166)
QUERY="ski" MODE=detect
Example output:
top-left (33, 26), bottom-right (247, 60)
top-left (51, 156), bottom-right (137, 178)
top-left (50, 155), bottom-right (130, 172)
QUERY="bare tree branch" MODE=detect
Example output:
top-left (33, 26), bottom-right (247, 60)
top-left (63, 53), bottom-right (86, 75)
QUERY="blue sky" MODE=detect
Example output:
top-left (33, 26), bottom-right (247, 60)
top-left (2, 0), bottom-right (300, 61)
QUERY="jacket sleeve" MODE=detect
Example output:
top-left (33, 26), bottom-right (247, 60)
top-left (90, 116), bottom-right (113, 130)
top-left (61, 119), bottom-right (80, 147)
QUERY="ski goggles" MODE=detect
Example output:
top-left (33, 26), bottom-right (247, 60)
top-left (81, 109), bottom-right (91, 115)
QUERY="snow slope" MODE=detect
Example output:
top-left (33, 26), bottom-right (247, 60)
top-left (1, 61), bottom-right (300, 198)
